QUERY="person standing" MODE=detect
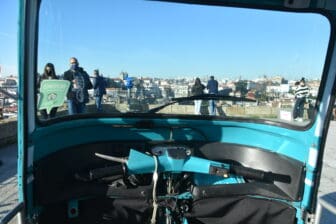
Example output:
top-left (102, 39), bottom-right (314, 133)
top-left (191, 78), bottom-right (205, 115)
top-left (93, 69), bottom-right (106, 112)
top-left (293, 77), bottom-right (309, 122)
top-left (63, 57), bottom-right (93, 115)
top-left (38, 63), bottom-right (58, 119)
top-left (125, 75), bottom-right (133, 100)
top-left (206, 76), bottom-right (218, 115)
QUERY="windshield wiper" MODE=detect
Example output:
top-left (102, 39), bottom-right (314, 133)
top-left (147, 94), bottom-right (256, 114)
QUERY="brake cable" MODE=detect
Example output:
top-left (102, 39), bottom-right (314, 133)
top-left (151, 155), bottom-right (159, 224)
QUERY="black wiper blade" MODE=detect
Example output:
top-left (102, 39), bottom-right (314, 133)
top-left (147, 94), bottom-right (256, 114)
top-left (147, 101), bottom-right (177, 114)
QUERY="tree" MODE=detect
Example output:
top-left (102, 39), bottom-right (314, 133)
top-left (235, 80), bottom-right (248, 97)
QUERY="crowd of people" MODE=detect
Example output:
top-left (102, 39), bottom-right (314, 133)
top-left (38, 58), bottom-right (312, 122)
top-left (190, 75), bottom-right (311, 121)
top-left (38, 57), bottom-right (106, 118)
top-left (38, 57), bottom-right (223, 118)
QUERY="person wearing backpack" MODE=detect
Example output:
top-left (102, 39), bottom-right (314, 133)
top-left (93, 69), bottom-right (107, 112)
top-left (63, 57), bottom-right (93, 115)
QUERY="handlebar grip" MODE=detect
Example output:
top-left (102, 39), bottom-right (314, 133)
top-left (89, 165), bottom-right (124, 180)
top-left (231, 165), bottom-right (290, 183)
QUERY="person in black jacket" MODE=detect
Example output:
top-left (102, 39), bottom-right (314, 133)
top-left (38, 63), bottom-right (58, 119)
top-left (191, 77), bottom-right (205, 115)
top-left (93, 69), bottom-right (106, 112)
top-left (63, 57), bottom-right (93, 115)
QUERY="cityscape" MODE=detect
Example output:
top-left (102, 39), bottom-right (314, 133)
top-left (0, 72), bottom-right (321, 120)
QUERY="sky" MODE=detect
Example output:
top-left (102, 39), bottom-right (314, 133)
top-left (0, 0), bottom-right (18, 77)
top-left (0, 0), bottom-right (331, 81)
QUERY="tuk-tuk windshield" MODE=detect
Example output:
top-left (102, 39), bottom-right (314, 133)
top-left (37, 0), bottom-right (330, 126)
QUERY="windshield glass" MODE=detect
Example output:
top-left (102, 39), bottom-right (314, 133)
top-left (37, 0), bottom-right (330, 126)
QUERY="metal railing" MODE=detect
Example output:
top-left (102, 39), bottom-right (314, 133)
top-left (0, 87), bottom-right (18, 119)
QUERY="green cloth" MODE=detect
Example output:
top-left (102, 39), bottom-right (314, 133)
top-left (37, 80), bottom-right (70, 114)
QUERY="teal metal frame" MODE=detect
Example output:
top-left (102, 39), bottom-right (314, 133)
top-left (1, 0), bottom-right (335, 224)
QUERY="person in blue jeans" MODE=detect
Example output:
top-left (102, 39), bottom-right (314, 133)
top-left (63, 57), bottom-right (93, 115)
top-left (206, 76), bottom-right (218, 115)
top-left (93, 69), bottom-right (106, 112)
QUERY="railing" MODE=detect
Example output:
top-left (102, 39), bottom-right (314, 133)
top-left (0, 87), bottom-right (18, 119)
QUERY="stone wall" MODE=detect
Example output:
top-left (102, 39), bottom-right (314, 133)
top-left (0, 118), bottom-right (17, 147)
top-left (159, 105), bottom-right (280, 118)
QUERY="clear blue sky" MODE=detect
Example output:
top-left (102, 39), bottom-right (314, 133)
top-left (0, 0), bottom-right (18, 77)
top-left (0, 0), bottom-right (331, 80)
